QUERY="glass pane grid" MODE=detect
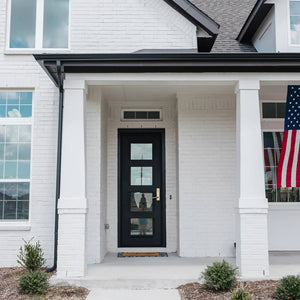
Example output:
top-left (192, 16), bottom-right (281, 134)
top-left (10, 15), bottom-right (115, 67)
top-left (0, 92), bottom-right (32, 118)
top-left (0, 182), bottom-right (29, 220)
top-left (263, 131), bottom-right (300, 202)
top-left (0, 125), bottom-right (31, 179)
top-left (130, 167), bottom-right (152, 186)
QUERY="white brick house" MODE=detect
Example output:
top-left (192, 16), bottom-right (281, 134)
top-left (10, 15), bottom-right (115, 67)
top-left (0, 0), bottom-right (300, 279)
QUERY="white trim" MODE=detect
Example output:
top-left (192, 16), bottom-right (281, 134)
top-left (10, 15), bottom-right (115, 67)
top-left (269, 202), bottom-right (300, 210)
top-left (0, 222), bottom-right (31, 231)
top-left (6, 0), bottom-right (70, 51)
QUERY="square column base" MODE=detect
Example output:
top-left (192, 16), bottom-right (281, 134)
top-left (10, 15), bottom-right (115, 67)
top-left (237, 201), bottom-right (269, 278)
top-left (57, 205), bottom-right (87, 278)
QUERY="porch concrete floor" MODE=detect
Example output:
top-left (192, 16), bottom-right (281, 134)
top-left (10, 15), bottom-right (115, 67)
top-left (51, 252), bottom-right (300, 290)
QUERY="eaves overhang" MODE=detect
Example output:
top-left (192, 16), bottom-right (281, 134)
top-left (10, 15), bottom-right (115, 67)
top-left (34, 53), bottom-right (300, 87)
top-left (237, 0), bottom-right (274, 44)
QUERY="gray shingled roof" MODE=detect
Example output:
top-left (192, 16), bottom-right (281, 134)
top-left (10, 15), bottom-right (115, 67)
top-left (190, 0), bottom-right (258, 52)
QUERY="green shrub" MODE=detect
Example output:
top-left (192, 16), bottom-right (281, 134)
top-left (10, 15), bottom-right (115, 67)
top-left (18, 270), bottom-right (49, 295)
top-left (231, 289), bottom-right (250, 300)
top-left (201, 260), bottom-right (238, 292)
top-left (17, 238), bottom-right (46, 272)
top-left (274, 275), bottom-right (300, 300)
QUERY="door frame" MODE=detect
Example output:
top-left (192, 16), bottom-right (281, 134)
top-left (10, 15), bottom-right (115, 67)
top-left (117, 128), bottom-right (166, 248)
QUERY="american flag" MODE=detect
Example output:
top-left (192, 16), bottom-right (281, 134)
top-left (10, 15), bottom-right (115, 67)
top-left (277, 85), bottom-right (300, 188)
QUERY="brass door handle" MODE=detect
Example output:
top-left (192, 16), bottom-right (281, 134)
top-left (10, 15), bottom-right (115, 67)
top-left (153, 188), bottom-right (160, 201)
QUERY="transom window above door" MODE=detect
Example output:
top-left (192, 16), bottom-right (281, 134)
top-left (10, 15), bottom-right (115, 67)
top-left (8, 0), bottom-right (69, 49)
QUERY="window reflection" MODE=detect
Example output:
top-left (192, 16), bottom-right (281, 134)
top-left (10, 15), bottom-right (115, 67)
top-left (263, 131), bottom-right (300, 202)
top-left (43, 0), bottom-right (69, 48)
top-left (130, 167), bottom-right (152, 186)
top-left (10, 0), bottom-right (36, 48)
top-left (131, 192), bottom-right (153, 212)
top-left (130, 218), bottom-right (153, 236)
top-left (131, 144), bottom-right (152, 160)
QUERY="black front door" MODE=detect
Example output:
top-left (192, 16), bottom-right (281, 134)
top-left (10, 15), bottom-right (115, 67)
top-left (118, 129), bottom-right (166, 247)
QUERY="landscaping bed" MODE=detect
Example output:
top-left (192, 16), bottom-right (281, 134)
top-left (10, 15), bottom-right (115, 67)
top-left (0, 267), bottom-right (89, 300)
top-left (178, 280), bottom-right (279, 300)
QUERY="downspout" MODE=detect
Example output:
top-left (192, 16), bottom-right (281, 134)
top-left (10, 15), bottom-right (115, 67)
top-left (47, 60), bottom-right (64, 273)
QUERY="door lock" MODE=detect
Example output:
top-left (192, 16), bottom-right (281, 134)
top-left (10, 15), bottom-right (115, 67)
top-left (153, 188), bottom-right (160, 201)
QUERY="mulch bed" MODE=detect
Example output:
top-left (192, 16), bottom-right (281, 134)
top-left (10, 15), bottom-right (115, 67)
top-left (178, 280), bottom-right (279, 300)
top-left (0, 267), bottom-right (89, 300)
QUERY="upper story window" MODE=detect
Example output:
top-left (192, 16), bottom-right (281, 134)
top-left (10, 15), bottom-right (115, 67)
top-left (290, 1), bottom-right (300, 44)
top-left (9, 0), bottom-right (69, 49)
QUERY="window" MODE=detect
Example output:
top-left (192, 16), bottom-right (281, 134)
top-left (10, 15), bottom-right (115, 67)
top-left (290, 1), bottom-right (300, 44)
top-left (263, 131), bottom-right (300, 202)
top-left (262, 103), bottom-right (286, 118)
top-left (9, 0), bottom-right (69, 49)
top-left (0, 92), bottom-right (32, 220)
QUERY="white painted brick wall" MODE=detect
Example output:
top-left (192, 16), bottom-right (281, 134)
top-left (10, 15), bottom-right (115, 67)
top-left (177, 94), bottom-right (237, 257)
top-left (71, 0), bottom-right (197, 52)
top-left (0, 0), bottom-right (196, 267)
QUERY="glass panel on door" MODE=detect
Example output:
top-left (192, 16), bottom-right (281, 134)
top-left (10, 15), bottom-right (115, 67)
top-left (130, 192), bottom-right (153, 212)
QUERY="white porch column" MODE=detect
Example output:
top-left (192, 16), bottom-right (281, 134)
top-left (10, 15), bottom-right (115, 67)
top-left (57, 80), bottom-right (88, 278)
top-left (235, 80), bottom-right (269, 278)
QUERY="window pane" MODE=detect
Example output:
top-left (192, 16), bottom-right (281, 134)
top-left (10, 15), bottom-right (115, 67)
top-left (20, 105), bottom-right (32, 118)
top-left (18, 144), bottom-right (31, 160)
top-left (131, 192), bottom-right (153, 212)
top-left (4, 161), bottom-right (17, 179)
top-left (4, 201), bottom-right (16, 219)
top-left (0, 93), bottom-right (5, 105)
top-left (130, 167), bottom-right (152, 186)
top-left (130, 218), bottom-right (153, 236)
top-left (277, 103), bottom-right (286, 118)
top-left (131, 144), bottom-right (152, 160)
top-left (17, 201), bottom-right (29, 219)
top-left (5, 143), bottom-right (18, 160)
top-left (18, 161), bottom-right (30, 179)
top-left (43, 0), bottom-right (69, 48)
top-left (20, 92), bottom-right (32, 105)
top-left (19, 126), bottom-right (31, 142)
top-left (262, 103), bottom-right (276, 118)
top-left (290, 1), bottom-right (300, 15)
top-left (10, 0), bottom-right (36, 48)
top-left (18, 183), bottom-right (29, 200)
top-left (290, 15), bottom-right (300, 44)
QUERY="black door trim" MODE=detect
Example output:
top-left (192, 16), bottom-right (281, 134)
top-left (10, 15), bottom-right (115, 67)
top-left (118, 128), bottom-right (166, 248)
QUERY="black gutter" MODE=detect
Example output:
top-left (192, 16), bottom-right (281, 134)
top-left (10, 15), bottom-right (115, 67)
top-left (34, 53), bottom-right (300, 86)
top-left (237, 0), bottom-right (274, 43)
top-left (46, 61), bottom-right (64, 273)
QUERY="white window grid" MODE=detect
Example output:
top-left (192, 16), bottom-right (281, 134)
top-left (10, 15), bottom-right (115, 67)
top-left (0, 91), bottom-right (33, 221)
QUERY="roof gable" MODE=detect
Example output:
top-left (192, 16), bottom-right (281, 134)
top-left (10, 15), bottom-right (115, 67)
top-left (163, 0), bottom-right (220, 51)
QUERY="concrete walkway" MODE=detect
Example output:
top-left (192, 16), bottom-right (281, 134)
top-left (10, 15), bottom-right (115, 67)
top-left (86, 289), bottom-right (181, 300)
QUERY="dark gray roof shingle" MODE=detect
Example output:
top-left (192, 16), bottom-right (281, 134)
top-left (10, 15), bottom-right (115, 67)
top-left (189, 0), bottom-right (258, 52)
